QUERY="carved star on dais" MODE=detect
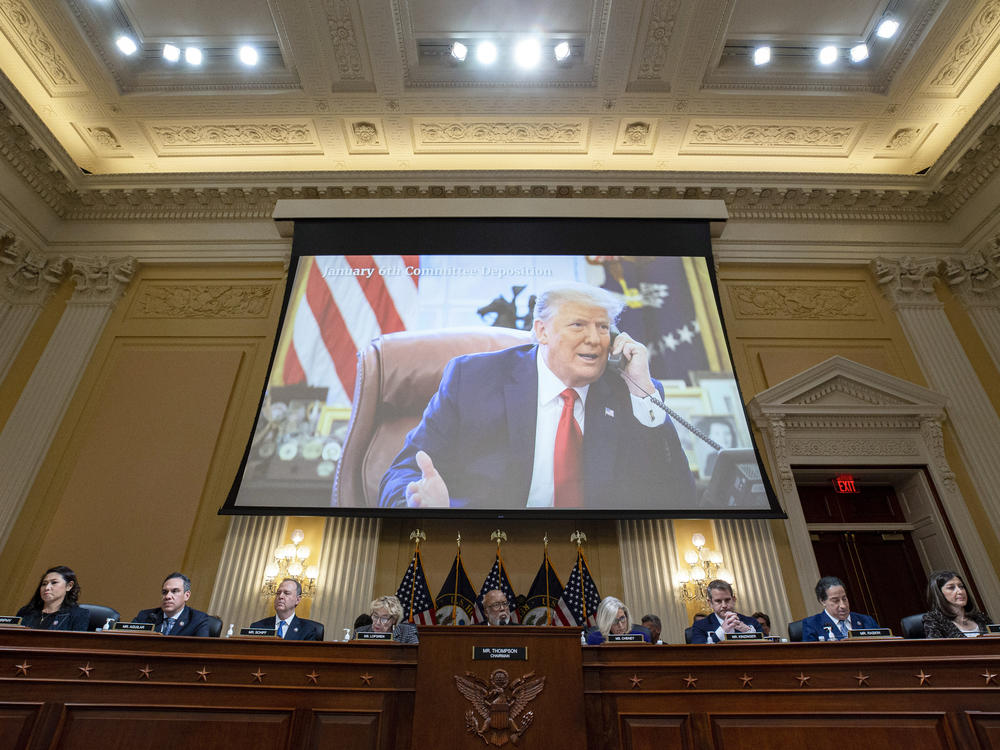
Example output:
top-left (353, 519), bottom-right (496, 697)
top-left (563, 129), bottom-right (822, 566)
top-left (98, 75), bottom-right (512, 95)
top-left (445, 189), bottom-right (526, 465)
top-left (77, 662), bottom-right (94, 678)
top-left (195, 666), bottom-right (211, 682)
top-left (629, 674), bottom-right (642, 688)
top-left (982, 669), bottom-right (998, 686)
top-left (360, 672), bottom-right (374, 686)
top-left (915, 669), bottom-right (932, 686)
top-left (14, 661), bottom-right (31, 677)
top-left (251, 668), bottom-right (267, 683)
top-left (854, 672), bottom-right (870, 687)
top-left (739, 673), bottom-right (754, 688)
top-left (682, 674), bottom-right (698, 688)
top-left (795, 672), bottom-right (812, 687)
top-left (306, 670), bottom-right (320, 685)
top-left (138, 664), bottom-right (153, 680)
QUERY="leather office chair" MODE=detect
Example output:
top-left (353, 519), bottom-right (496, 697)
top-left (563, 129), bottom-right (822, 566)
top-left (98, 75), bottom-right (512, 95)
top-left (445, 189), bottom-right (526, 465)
top-left (787, 618), bottom-right (804, 642)
top-left (205, 614), bottom-right (224, 638)
top-left (79, 603), bottom-right (120, 631)
top-left (313, 623), bottom-right (325, 641)
top-left (900, 613), bottom-right (926, 639)
top-left (684, 626), bottom-right (694, 644)
top-left (333, 326), bottom-right (533, 507)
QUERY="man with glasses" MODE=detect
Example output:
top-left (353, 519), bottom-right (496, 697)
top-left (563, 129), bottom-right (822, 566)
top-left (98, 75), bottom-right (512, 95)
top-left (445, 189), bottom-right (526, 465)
top-left (481, 589), bottom-right (514, 626)
top-left (249, 578), bottom-right (324, 640)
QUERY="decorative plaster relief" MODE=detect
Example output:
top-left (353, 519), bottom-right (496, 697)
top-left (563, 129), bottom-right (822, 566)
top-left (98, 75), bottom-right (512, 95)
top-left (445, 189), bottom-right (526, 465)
top-left (681, 120), bottom-right (859, 156)
top-left (72, 123), bottom-right (132, 158)
top-left (413, 119), bottom-right (588, 153)
top-left (614, 120), bottom-right (656, 153)
top-left (786, 437), bottom-right (920, 457)
top-left (325, 0), bottom-right (365, 81)
top-left (871, 256), bottom-right (941, 307)
top-left (728, 285), bottom-right (871, 320)
top-left (1, 232), bottom-right (65, 304)
top-left (67, 256), bottom-right (135, 304)
top-left (791, 376), bottom-right (909, 407)
top-left (942, 249), bottom-right (1000, 306)
top-left (635, 0), bottom-right (682, 81)
top-left (345, 120), bottom-right (389, 154)
top-left (924, 0), bottom-right (1000, 96)
top-left (0, 0), bottom-right (87, 96)
top-left (145, 121), bottom-right (322, 156)
top-left (874, 123), bottom-right (937, 159)
top-left (132, 283), bottom-right (273, 319)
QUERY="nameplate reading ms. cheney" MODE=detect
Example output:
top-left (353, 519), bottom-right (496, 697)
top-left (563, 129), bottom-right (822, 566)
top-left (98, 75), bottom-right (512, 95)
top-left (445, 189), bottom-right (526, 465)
top-left (607, 633), bottom-right (645, 642)
top-left (473, 646), bottom-right (527, 660)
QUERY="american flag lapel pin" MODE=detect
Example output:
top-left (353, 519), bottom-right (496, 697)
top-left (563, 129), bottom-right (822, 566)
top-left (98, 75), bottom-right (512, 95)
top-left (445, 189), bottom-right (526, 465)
top-left (605, 407), bottom-right (614, 418)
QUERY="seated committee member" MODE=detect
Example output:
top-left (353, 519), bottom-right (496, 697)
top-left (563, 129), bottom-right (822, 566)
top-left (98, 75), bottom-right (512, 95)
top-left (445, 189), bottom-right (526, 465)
top-left (689, 580), bottom-right (760, 643)
top-left (16, 565), bottom-right (89, 631)
top-left (354, 595), bottom-right (418, 643)
top-left (801, 576), bottom-right (879, 641)
top-left (132, 572), bottom-right (212, 636)
top-left (922, 569), bottom-right (992, 638)
top-left (751, 611), bottom-right (771, 636)
top-left (379, 283), bottom-right (696, 509)
top-left (586, 596), bottom-right (650, 644)
top-left (249, 578), bottom-right (323, 640)
top-left (641, 613), bottom-right (662, 643)
top-left (480, 589), bottom-right (515, 626)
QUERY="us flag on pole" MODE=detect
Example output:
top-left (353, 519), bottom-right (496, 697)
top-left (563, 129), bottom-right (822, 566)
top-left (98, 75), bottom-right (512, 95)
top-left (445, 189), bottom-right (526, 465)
top-left (522, 549), bottom-right (573, 626)
top-left (558, 550), bottom-right (602, 627)
top-left (476, 553), bottom-right (520, 624)
top-left (395, 548), bottom-right (436, 626)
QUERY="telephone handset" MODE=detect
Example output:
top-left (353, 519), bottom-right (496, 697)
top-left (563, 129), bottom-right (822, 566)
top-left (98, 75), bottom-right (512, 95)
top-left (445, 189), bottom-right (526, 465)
top-left (607, 327), bottom-right (625, 371)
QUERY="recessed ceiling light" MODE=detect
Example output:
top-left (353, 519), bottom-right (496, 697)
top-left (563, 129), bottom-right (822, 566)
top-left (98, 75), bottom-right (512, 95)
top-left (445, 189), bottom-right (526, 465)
top-left (514, 38), bottom-right (541, 69)
top-left (850, 43), bottom-right (869, 62)
top-left (162, 44), bottom-right (180, 62)
top-left (450, 42), bottom-right (468, 62)
top-left (818, 46), bottom-right (838, 65)
top-left (554, 41), bottom-right (571, 62)
top-left (185, 47), bottom-right (203, 66)
top-left (753, 46), bottom-right (770, 66)
top-left (115, 36), bottom-right (138, 56)
top-left (475, 41), bottom-right (498, 65)
top-left (239, 46), bottom-right (258, 66)
top-left (876, 18), bottom-right (899, 38)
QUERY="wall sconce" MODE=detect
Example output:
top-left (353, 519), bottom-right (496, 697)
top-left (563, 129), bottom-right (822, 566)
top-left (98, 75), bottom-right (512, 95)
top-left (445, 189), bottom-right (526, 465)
top-left (676, 533), bottom-right (734, 607)
top-left (261, 528), bottom-right (319, 597)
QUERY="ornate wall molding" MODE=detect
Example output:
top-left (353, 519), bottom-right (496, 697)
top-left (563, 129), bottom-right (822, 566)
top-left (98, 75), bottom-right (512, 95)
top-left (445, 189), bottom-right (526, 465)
top-left (942, 248), bottom-right (1000, 307)
top-left (786, 437), bottom-right (921, 456)
top-left (413, 120), bottom-right (588, 152)
top-left (872, 256), bottom-right (942, 309)
top-left (925, 0), bottom-right (1000, 95)
top-left (147, 122), bottom-right (321, 155)
top-left (635, 0), bottom-right (683, 82)
top-left (325, 0), bottom-right (365, 81)
top-left (131, 283), bottom-right (273, 319)
top-left (727, 285), bottom-right (870, 320)
top-left (0, 0), bottom-right (86, 96)
top-left (1, 232), bottom-right (65, 305)
top-left (687, 123), bottom-right (856, 151)
top-left (67, 256), bottom-right (135, 305)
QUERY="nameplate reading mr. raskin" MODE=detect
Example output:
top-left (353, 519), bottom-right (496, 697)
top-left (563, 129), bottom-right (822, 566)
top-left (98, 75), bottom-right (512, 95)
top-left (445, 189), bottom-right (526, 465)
top-left (0, 615), bottom-right (23, 626)
top-left (355, 631), bottom-right (392, 641)
top-left (848, 628), bottom-right (892, 638)
top-left (113, 621), bottom-right (155, 632)
top-left (473, 647), bottom-right (527, 661)
top-left (240, 627), bottom-right (276, 637)
top-left (725, 631), bottom-right (764, 641)
top-left (607, 633), bottom-right (645, 642)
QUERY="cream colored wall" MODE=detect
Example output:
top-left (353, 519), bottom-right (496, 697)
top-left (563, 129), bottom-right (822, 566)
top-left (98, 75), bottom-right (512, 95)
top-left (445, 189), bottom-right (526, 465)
top-left (0, 262), bottom-right (287, 618)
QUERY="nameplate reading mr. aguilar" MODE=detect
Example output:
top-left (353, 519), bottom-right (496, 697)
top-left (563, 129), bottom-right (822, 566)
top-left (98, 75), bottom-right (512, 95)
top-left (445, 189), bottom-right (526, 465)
top-left (240, 627), bottom-right (276, 637)
top-left (725, 631), bottom-right (764, 641)
top-left (473, 646), bottom-right (527, 661)
top-left (113, 622), bottom-right (155, 632)
top-left (607, 633), bottom-right (645, 643)
top-left (848, 628), bottom-right (892, 638)
top-left (355, 631), bottom-right (392, 641)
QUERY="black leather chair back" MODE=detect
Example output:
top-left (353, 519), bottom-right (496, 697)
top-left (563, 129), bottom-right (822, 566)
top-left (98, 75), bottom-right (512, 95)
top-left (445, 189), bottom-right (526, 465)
top-left (787, 618), bottom-right (804, 642)
top-left (79, 603), bottom-right (120, 631)
top-left (205, 615), bottom-right (224, 638)
top-left (900, 613), bottom-right (926, 639)
top-left (314, 623), bottom-right (325, 641)
top-left (684, 626), bottom-right (694, 644)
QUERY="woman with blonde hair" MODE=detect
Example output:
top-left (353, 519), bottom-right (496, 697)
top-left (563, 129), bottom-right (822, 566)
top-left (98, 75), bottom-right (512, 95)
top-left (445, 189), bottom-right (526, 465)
top-left (585, 596), bottom-right (650, 644)
top-left (354, 595), bottom-right (419, 643)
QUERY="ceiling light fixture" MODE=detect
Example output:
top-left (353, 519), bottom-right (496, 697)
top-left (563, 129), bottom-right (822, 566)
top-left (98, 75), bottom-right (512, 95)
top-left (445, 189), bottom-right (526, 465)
top-left (115, 36), bottom-right (138, 56)
top-left (475, 41), bottom-right (498, 65)
top-left (239, 46), bottom-right (259, 66)
top-left (818, 46), bottom-right (838, 65)
top-left (753, 46), bottom-right (770, 66)
top-left (185, 47), bottom-right (203, 66)
top-left (850, 43), bottom-right (869, 62)
top-left (514, 38), bottom-right (542, 69)
top-left (554, 41), bottom-right (571, 62)
top-left (876, 18), bottom-right (899, 38)
top-left (162, 44), bottom-right (180, 62)
top-left (450, 42), bottom-right (468, 62)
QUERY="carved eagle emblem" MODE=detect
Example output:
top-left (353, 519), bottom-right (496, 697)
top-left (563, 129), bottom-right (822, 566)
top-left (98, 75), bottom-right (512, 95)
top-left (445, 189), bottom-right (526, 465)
top-left (454, 668), bottom-right (546, 746)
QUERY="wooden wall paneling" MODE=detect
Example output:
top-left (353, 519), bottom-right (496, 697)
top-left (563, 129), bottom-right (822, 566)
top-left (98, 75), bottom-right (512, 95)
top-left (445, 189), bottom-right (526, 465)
top-left (0, 702), bottom-right (42, 750)
top-left (965, 712), bottom-right (1000, 750)
top-left (618, 713), bottom-right (694, 750)
top-left (307, 710), bottom-right (381, 750)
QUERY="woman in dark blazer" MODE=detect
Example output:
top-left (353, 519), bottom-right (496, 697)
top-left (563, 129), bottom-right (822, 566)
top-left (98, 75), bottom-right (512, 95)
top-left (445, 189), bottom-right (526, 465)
top-left (16, 565), bottom-right (89, 631)
top-left (921, 570), bottom-right (991, 638)
top-left (354, 595), bottom-right (419, 643)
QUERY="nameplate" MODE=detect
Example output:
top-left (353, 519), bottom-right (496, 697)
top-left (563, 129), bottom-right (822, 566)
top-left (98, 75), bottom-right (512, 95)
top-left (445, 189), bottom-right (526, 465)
top-left (848, 628), bottom-right (892, 638)
top-left (607, 633), bottom-right (645, 643)
top-left (355, 631), bottom-right (392, 641)
top-left (113, 621), bottom-right (155, 632)
top-left (0, 615), bottom-right (23, 626)
top-left (240, 627), bottom-right (276, 637)
top-left (473, 646), bottom-right (527, 661)
top-left (725, 631), bottom-right (764, 641)
top-left (986, 623), bottom-right (1000, 634)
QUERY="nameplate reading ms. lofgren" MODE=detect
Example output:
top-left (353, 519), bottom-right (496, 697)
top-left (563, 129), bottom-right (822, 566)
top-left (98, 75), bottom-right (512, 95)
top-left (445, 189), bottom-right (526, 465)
top-left (355, 631), bottom-right (392, 640)
top-left (113, 622), bottom-right (155, 632)
top-left (473, 646), bottom-right (527, 660)
top-left (848, 628), bottom-right (892, 638)
top-left (725, 631), bottom-right (764, 641)
top-left (240, 627), bottom-right (276, 637)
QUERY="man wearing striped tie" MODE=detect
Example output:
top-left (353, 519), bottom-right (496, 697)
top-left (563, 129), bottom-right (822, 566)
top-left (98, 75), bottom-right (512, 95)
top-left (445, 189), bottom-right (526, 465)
top-left (801, 576), bottom-right (880, 641)
top-left (250, 578), bottom-right (324, 641)
top-left (132, 573), bottom-right (213, 637)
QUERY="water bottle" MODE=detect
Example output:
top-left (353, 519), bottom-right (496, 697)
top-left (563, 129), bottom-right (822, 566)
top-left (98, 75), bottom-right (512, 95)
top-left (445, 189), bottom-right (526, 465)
top-left (343, 627), bottom-right (351, 641)
top-left (103, 618), bottom-right (113, 631)
top-left (225, 624), bottom-right (234, 638)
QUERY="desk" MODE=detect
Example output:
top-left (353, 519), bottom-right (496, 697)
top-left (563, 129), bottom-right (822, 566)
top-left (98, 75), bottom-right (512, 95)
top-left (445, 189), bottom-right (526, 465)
top-left (2, 629), bottom-right (999, 750)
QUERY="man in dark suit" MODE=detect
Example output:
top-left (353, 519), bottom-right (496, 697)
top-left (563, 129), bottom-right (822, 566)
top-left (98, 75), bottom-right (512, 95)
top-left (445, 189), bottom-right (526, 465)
top-left (481, 589), bottom-right (515, 626)
top-left (379, 284), bottom-right (695, 509)
top-left (132, 572), bottom-right (213, 637)
top-left (689, 579), bottom-right (760, 643)
top-left (249, 578), bottom-right (324, 640)
top-left (801, 576), bottom-right (879, 641)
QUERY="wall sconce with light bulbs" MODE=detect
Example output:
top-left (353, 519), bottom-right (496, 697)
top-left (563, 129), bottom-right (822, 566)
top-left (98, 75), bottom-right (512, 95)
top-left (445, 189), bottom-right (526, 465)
top-left (261, 528), bottom-right (319, 598)
top-left (675, 532), bottom-right (734, 607)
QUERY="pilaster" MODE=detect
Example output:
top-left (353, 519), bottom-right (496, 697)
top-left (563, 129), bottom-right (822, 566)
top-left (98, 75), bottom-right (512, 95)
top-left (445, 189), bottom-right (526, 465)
top-left (942, 246), bottom-right (1000, 372)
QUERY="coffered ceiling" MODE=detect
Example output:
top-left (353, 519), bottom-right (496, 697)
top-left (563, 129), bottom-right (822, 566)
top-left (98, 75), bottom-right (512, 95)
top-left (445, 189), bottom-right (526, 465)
top-left (1, 0), bottom-right (998, 181)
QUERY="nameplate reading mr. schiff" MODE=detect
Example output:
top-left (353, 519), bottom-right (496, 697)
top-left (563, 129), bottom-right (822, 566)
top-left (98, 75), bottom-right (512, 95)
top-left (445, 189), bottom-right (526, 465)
top-left (240, 627), bottom-right (276, 637)
top-left (113, 621), bottom-right (155, 632)
top-left (355, 631), bottom-right (392, 641)
top-left (725, 631), bottom-right (764, 641)
top-left (473, 646), bottom-right (527, 660)
top-left (607, 633), bottom-right (645, 643)
top-left (848, 628), bottom-right (892, 638)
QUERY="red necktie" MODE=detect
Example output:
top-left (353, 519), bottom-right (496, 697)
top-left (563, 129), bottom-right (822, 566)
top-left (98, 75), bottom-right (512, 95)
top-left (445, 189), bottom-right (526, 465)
top-left (553, 388), bottom-right (583, 507)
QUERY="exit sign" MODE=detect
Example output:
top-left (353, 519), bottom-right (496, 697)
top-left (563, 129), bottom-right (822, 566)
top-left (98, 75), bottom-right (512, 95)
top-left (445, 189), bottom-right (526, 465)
top-left (833, 474), bottom-right (859, 493)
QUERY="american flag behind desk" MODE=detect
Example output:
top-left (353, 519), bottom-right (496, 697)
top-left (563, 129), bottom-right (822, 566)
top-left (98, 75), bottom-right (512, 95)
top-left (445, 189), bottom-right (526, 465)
top-left (558, 550), bottom-right (602, 627)
top-left (277, 255), bottom-right (420, 403)
top-left (476, 552), bottom-right (520, 624)
top-left (395, 548), bottom-right (436, 626)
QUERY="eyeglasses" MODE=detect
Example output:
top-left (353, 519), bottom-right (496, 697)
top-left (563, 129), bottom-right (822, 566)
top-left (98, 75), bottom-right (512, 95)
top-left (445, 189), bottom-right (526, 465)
top-left (486, 601), bottom-right (509, 610)
top-left (372, 614), bottom-right (394, 624)
top-left (613, 615), bottom-right (627, 625)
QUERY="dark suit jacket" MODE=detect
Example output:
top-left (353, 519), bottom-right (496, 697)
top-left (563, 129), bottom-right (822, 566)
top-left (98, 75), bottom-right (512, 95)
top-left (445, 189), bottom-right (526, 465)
top-left (133, 605), bottom-right (212, 637)
top-left (379, 344), bottom-right (695, 509)
top-left (249, 614), bottom-right (324, 641)
top-left (800, 611), bottom-right (879, 641)
top-left (355, 622), bottom-right (418, 643)
top-left (689, 612), bottom-right (761, 643)
top-left (16, 603), bottom-right (89, 631)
